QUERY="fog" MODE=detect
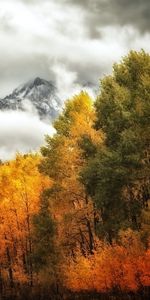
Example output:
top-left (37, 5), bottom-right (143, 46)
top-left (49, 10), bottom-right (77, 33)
top-left (0, 110), bottom-right (55, 160)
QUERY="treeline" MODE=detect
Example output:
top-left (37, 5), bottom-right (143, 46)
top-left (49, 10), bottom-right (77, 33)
top-left (0, 50), bottom-right (150, 300)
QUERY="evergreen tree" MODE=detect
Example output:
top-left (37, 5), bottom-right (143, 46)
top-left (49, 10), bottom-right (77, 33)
top-left (32, 191), bottom-right (55, 271)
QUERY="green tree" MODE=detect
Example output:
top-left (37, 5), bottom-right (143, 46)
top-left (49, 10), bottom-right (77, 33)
top-left (32, 192), bottom-right (55, 271)
top-left (81, 50), bottom-right (150, 242)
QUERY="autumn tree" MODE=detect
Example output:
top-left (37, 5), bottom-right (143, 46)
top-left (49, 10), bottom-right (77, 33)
top-left (39, 92), bottom-right (103, 260)
top-left (64, 229), bottom-right (150, 294)
top-left (0, 154), bottom-right (51, 290)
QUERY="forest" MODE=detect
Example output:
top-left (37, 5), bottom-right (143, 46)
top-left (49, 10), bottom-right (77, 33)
top-left (0, 50), bottom-right (150, 300)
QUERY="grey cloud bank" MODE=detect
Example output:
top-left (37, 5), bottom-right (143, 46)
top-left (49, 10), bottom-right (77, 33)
top-left (0, 0), bottom-right (149, 159)
top-left (63, 0), bottom-right (150, 35)
top-left (0, 0), bottom-right (150, 97)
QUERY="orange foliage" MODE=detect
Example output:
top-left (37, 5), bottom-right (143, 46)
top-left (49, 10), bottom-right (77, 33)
top-left (64, 230), bottom-right (150, 293)
top-left (40, 93), bottom-right (104, 257)
top-left (0, 154), bottom-right (51, 285)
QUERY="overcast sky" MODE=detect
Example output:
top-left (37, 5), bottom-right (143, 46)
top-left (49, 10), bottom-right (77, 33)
top-left (0, 0), bottom-right (150, 160)
top-left (0, 0), bottom-right (150, 97)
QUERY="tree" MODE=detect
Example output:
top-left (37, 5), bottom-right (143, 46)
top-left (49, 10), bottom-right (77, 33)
top-left (0, 154), bottom-right (51, 288)
top-left (39, 92), bottom-right (103, 259)
top-left (81, 50), bottom-right (150, 242)
top-left (32, 192), bottom-right (55, 271)
top-left (64, 229), bottom-right (150, 293)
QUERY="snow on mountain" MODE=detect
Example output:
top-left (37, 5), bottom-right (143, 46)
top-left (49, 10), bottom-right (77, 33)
top-left (0, 77), bottom-right (62, 122)
top-left (0, 77), bottom-right (96, 160)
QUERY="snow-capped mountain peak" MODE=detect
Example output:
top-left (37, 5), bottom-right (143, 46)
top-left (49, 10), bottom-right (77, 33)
top-left (0, 77), bottom-right (62, 121)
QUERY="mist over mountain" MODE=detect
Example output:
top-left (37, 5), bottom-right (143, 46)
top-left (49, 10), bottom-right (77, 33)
top-left (0, 77), bottom-right (95, 160)
top-left (0, 77), bottom-right (62, 122)
top-left (0, 77), bottom-right (62, 160)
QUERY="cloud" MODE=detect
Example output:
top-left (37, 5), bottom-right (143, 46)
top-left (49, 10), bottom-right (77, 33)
top-left (62, 0), bottom-right (150, 35)
top-left (0, 0), bottom-right (150, 160)
top-left (0, 110), bottom-right (55, 160)
top-left (51, 63), bottom-right (84, 101)
top-left (0, 0), bottom-right (150, 99)
top-left (20, 0), bottom-right (150, 34)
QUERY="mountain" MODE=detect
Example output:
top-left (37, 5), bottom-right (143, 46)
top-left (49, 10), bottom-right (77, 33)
top-left (0, 77), bottom-right (62, 121)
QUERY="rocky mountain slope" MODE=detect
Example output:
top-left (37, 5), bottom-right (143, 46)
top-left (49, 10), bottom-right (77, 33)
top-left (0, 77), bottom-right (62, 121)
